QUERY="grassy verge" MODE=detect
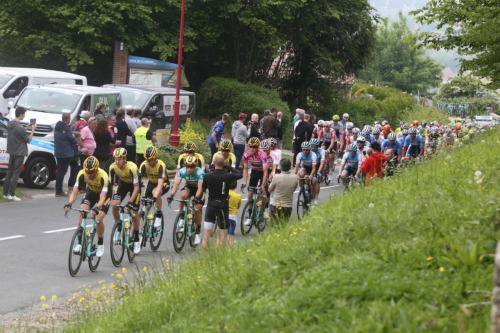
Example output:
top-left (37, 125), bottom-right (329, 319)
top-left (66, 130), bottom-right (499, 331)
top-left (0, 185), bottom-right (24, 203)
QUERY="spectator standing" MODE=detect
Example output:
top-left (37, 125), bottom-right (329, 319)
top-left (107, 115), bottom-right (118, 157)
top-left (93, 119), bottom-right (118, 171)
top-left (73, 111), bottom-right (91, 132)
top-left (360, 141), bottom-right (387, 186)
top-left (78, 117), bottom-right (97, 192)
top-left (268, 158), bottom-right (298, 225)
top-left (259, 110), bottom-right (270, 137)
top-left (114, 109), bottom-right (132, 149)
top-left (207, 113), bottom-right (230, 164)
top-left (305, 114), bottom-right (315, 141)
top-left (94, 102), bottom-right (106, 120)
top-left (54, 113), bottom-right (78, 197)
top-left (293, 112), bottom-right (308, 162)
top-left (276, 111), bottom-right (284, 149)
top-left (293, 109), bottom-right (305, 154)
top-left (262, 108), bottom-right (281, 140)
top-left (133, 109), bottom-right (142, 128)
top-left (2, 107), bottom-right (36, 201)
top-left (231, 113), bottom-right (251, 169)
top-left (340, 113), bottom-right (349, 129)
top-left (384, 148), bottom-right (399, 177)
top-left (68, 132), bottom-right (86, 193)
top-left (125, 108), bottom-right (138, 164)
top-left (135, 118), bottom-right (157, 167)
top-left (249, 113), bottom-right (260, 139)
top-left (292, 108), bottom-right (303, 131)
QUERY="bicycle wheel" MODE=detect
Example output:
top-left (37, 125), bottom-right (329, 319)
top-left (296, 189), bottom-right (309, 220)
top-left (256, 205), bottom-right (267, 233)
top-left (324, 168), bottom-right (331, 185)
top-left (126, 226), bottom-right (136, 263)
top-left (150, 214), bottom-right (164, 252)
top-left (88, 230), bottom-right (101, 272)
top-left (240, 201), bottom-right (254, 236)
top-left (140, 213), bottom-right (148, 249)
top-left (110, 222), bottom-right (125, 267)
top-left (172, 211), bottom-right (187, 253)
top-left (188, 222), bottom-right (199, 248)
top-left (68, 227), bottom-right (84, 277)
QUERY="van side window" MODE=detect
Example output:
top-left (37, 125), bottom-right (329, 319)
top-left (75, 79), bottom-right (83, 85)
top-left (3, 77), bottom-right (28, 99)
top-left (0, 122), bottom-right (7, 138)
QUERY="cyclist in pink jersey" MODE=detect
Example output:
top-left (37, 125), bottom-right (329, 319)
top-left (242, 137), bottom-right (269, 202)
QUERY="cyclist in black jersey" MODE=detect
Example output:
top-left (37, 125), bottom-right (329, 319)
top-left (202, 155), bottom-right (242, 250)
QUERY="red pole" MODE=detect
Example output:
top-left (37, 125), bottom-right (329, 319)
top-left (169, 0), bottom-right (185, 147)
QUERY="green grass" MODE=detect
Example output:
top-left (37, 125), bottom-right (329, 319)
top-left (65, 129), bottom-right (499, 332)
top-left (0, 185), bottom-right (24, 203)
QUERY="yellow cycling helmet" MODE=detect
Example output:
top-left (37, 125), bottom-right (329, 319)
top-left (83, 156), bottom-right (99, 171)
top-left (113, 147), bottom-right (127, 158)
top-left (184, 142), bottom-right (197, 152)
top-left (220, 139), bottom-right (233, 151)
top-left (185, 155), bottom-right (198, 166)
top-left (144, 146), bottom-right (158, 159)
top-left (248, 137), bottom-right (260, 147)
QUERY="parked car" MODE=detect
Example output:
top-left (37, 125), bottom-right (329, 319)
top-left (0, 119), bottom-right (57, 188)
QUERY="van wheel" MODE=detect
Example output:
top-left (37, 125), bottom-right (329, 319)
top-left (23, 157), bottom-right (51, 189)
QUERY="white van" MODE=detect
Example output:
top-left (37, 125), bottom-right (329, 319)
top-left (8, 85), bottom-right (121, 142)
top-left (0, 68), bottom-right (87, 116)
top-left (101, 84), bottom-right (195, 131)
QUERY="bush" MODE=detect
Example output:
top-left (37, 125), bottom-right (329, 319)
top-left (199, 77), bottom-right (292, 129)
top-left (402, 105), bottom-right (449, 125)
top-left (179, 121), bottom-right (206, 146)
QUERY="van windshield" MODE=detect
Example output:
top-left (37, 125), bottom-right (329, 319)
top-left (0, 73), bottom-right (14, 90)
top-left (117, 89), bottom-right (150, 109)
top-left (16, 88), bottom-right (81, 113)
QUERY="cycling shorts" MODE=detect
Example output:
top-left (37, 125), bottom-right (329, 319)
top-left (249, 170), bottom-right (264, 188)
top-left (343, 166), bottom-right (357, 177)
top-left (81, 188), bottom-right (111, 214)
top-left (181, 185), bottom-right (206, 201)
top-left (300, 165), bottom-right (312, 175)
top-left (204, 206), bottom-right (229, 230)
top-left (143, 181), bottom-right (170, 198)
top-left (113, 180), bottom-right (140, 211)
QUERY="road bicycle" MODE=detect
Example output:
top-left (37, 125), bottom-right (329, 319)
top-left (240, 185), bottom-right (268, 235)
top-left (318, 164), bottom-right (332, 185)
top-left (297, 178), bottom-right (311, 220)
top-left (66, 208), bottom-right (101, 277)
top-left (170, 199), bottom-right (199, 253)
top-left (109, 205), bottom-right (136, 267)
top-left (139, 197), bottom-right (164, 252)
top-left (338, 175), bottom-right (355, 192)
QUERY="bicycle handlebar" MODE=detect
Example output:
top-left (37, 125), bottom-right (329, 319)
top-left (110, 204), bottom-right (136, 216)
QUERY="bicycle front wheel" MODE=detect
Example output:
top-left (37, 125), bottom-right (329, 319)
top-left (172, 211), bottom-right (186, 253)
top-left (296, 189), bottom-right (309, 220)
top-left (189, 222), bottom-right (199, 249)
top-left (126, 226), bottom-right (136, 263)
top-left (88, 230), bottom-right (101, 272)
top-left (256, 204), bottom-right (267, 233)
top-left (68, 227), bottom-right (84, 277)
top-left (324, 168), bottom-right (331, 185)
top-left (110, 222), bottom-right (125, 267)
top-left (240, 201), bottom-right (254, 236)
top-left (150, 214), bottom-right (164, 252)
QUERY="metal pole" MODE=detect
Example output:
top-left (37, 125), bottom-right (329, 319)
top-left (170, 0), bottom-right (185, 147)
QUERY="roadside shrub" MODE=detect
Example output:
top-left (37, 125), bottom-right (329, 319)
top-left (402, 105), bottom-right (449, 125)
top-left (179, 121), bottom-right (205, 146)
top-left (199, 77), bottom-right (292, 129)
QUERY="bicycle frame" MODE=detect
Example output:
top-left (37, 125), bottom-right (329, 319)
top-left (172, 199), bottom-right (197, 238)
top-left (140, 198), bottom-right (161, 240)
top-left (66, 208), bottom-right (99, 258)
top-left (111, 205), bottom-right (136, 249)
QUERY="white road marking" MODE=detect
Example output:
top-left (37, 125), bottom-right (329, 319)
top-left (43, 225), bottom-right (92, 234)
top-left (31, 194), bottom-right (58, 199)
top-left (0, 235), bottom-right (25, 241)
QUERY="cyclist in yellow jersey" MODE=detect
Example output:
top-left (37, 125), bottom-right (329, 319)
top-left (210, 139), bottom-right (236, 172)
top-left (139, 146), bottom-right (170, 227)
top-left (177, 142), bottom-right (205, 172)
top-left (64, 157), bottom-right (111, 257)
top-left (109, 148), bottom-right (142, 254)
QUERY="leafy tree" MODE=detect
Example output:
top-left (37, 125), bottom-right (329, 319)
top-left (436, 73), bottom-right (486, 100)
top-left (411, 0), bottom-right (500, 88)
top-left (356, 13), bottom-right (444, 94)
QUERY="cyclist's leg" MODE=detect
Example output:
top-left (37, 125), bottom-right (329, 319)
top-left (96, 192), bottom-right (111, 239)
top-left (155, 182), bottom-right (169, 213)
top-left (143, 181), bottom-right (155, 215)
top-left (79, 188), bottom-right (96, 227)
top-left (111, 180), bottom-right (126, 221)
top-left (179, 186), bottom-right (191, 210)
top-left (311, 174), bottom-right (318, 200)
top-left (341, 168), bottom-right (350, 186)
top-left (298, 168), bottom-right (306, 187)
top-left (249, 170), bottom-right (262, 202)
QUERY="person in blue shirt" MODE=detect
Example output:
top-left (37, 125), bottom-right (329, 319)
top-left (403, 128), bottom-right (424, 159)
top-left (381, 133), bottom-right (402, 161)
top-left (207, 113), bottom-right (230, 164)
